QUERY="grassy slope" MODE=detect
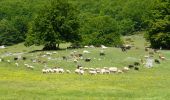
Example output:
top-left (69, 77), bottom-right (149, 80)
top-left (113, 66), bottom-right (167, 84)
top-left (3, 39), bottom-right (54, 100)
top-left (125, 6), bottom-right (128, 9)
top-left (0, 35), bottom-right (170, 100)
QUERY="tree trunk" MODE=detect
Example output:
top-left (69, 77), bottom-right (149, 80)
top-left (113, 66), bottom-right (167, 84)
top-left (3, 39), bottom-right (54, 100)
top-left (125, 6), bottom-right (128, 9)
top-left (43, 44), bottom-right (59, 50)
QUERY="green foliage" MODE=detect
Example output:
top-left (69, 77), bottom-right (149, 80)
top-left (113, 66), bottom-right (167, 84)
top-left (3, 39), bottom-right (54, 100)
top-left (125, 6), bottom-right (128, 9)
top-left (80, 15), bottom-right (122, 46)
top-left (25, 0), bottom-right (81, 50)
top-left (146, 0), bottom-right (170, 49)
top-left (0, 0), bottom-right (164, 47)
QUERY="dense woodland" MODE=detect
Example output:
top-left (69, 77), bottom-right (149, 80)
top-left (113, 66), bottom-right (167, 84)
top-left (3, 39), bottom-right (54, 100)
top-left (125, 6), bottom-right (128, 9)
top-left (0, 0), bottom-right (169, 49)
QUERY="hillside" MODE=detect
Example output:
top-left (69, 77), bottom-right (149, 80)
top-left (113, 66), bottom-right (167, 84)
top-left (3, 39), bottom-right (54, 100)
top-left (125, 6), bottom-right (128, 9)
top-left (0, 35), bottom-right (170, 99)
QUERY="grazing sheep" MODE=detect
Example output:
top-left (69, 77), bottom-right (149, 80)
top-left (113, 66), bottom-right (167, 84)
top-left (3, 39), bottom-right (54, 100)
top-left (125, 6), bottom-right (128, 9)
top-left (134, 67), bottom-right (139, 71)
top-left (79, 70), bottom-right (84, 75)
top-left (122, 67), bottom-right (130, 72)
top-left (96, 68), bottom-right (101, 73)
top-left (100, 50), bottom-right (105, 56)
top-left (48, 68), bottom-right (54, 73)
top-left (117, 69), bottom-right (123, 73)
top-left (46, 52), bottom-right (52, 56)
top-left (159, 54), bottom-right (166, 60)
top-left (85, 58), bottom-right (91, 62)
top-left (27, 65), bottom-right (34, 70)
top-left (128, 65), bottom-right (134, 69)
top-left (73, 59), bottom-right (78, 63)
top-left (83, 50), bottom-right (90, 54)
top-left (89, 70), bottom-right (97, 75)
top-left (15, 63), bottom-right (19, 67)
top-left (14, 57), bottom-right (18, 61)
top-left (62, 56), bottom-right (67, 60)
top-left (42, 69), bottom-right (48, 73)
top-left (53, 68), bottom-right (59, 73)
top-left (125, 45), bottom-right (131, 50)
top-left (109, 67), bottom-right (118, 73)
top-left (75, 69), bottom-right (80, 74)
top-left (77, 64), bottom-right (82, 69)
top-left (84, 67), bottom-right (89, 71)
top-left (22, 57), bottom-right (26, 60)
top-left (89, 45), bottom-right (95, 48)
top-left (101, 45), bottom-right (108, 49)
top-left (84, 46), bottom-right (89, 48)
top-left (7, 60), bottom-right (11, 63)
top-left (89, 68), bottom-right (95, 71)
top-left (66, 70), bottom-right (71, 74)
top-left (100, 68), bottom-right (110, 74)
top-left (120, 46), bottom-right (126, 52)
top-left (155, 59), bottom-right (160, 64)
top-left (75, 69), bottom-right (84, 75)
top-left (58, 68), bottom-right (64, 73)
top-left (134, 62), bottom-right (140, 66)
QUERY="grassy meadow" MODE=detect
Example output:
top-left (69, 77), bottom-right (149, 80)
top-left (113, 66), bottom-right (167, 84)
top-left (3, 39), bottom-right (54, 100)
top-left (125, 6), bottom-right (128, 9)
top-left (0, 35), bottom-right (170, 100)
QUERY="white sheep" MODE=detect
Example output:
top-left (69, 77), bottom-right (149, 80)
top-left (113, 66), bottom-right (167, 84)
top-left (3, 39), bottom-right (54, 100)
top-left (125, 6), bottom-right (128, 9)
top-left (58, 68), bottom-right (64, 73)
top-left (73, 59), bottom-right (78, 63)
top-left (117, 69), bottom-right (123, 73)
top-left (42, 69), bottom-right (48, 73)
top-left (75, 69), bottom-right (84, 75)
top-left (84, 46), bottom-right (89, 48)
top-left (122, 67), bottom-right (130, 72)
top-left (75, 69), bottom-right (80, 74)
top-left (53, 68), bottom-right (59, 73)
top-left (28, 65), bottom-right (34, 70)
top-left (89, 70), bottom-right (97, 75)
top-left (15, 63), bottom-right (19, 67)
top-left (66, 70), bottom-right (71, 74)
top-left (79, 70), bottom-right (84, 75)
top-left (7, 60), bottom-right (11, 63)
top-left (83, 50), bottom-right (90, 54)
top-left (109, 67), bottom-right (118, 73)
top-left (100, 69), bottom-right (106, 74)
top-left (101, 45), bottom-right (108, 49)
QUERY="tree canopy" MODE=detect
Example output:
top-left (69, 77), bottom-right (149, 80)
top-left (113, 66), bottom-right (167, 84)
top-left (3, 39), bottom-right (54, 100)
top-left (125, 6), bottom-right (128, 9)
top-left (24, 0), bottom-right (81, 50)
top-left (1, 0), bottom-right (170, 49)
top-left (145, 0), bottom-right (170, 49)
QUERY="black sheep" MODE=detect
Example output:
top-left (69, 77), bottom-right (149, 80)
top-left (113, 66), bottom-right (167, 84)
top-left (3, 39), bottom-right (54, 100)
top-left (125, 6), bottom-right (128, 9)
top-left (134, 62), bottom-right (140, 66)
top-left (155, 59), bottom-right (160, 64)
top-left (134, 67), bottom-right (139, 71)
top-left (121, 46), bottom-right (126, 52)
top-left (14, 57), bottom-right (18, 61)
top-left (85, 58), bottom-right (91, 62)
top-left (22, 57), bottom-right (26, 60)
top-left (128, 65), bottom-right (134, 69)
top-left (100, 52), bottom-right (105, 56)
top-left (62, 56), bottom-right (67, 60)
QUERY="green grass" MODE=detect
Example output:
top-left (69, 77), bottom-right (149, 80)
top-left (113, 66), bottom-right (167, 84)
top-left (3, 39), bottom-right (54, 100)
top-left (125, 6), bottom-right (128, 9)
top-left (0, 35), bottom-right (170, 100)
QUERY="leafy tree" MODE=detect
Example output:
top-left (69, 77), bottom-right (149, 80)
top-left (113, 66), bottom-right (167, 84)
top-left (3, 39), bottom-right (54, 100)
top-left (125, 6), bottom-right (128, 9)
top-left (80, 15), bottom-right (123, 46)
top-left (146, 0), bottom-right (170, 49)
top-left (0, 19), bottom-right (19, 45)
top-left (25, 0), bottom-right (81, 50)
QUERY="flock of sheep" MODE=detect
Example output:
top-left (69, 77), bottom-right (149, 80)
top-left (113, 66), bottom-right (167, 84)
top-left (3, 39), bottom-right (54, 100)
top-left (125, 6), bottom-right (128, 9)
top-left (0, 42), bottom-right (167, 76)
top-left (42, 66), bottom-right (130, 75)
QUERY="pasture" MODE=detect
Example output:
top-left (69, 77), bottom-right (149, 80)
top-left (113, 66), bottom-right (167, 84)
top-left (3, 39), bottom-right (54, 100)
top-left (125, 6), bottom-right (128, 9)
top-left (0, 35), bottom-right (170, 100)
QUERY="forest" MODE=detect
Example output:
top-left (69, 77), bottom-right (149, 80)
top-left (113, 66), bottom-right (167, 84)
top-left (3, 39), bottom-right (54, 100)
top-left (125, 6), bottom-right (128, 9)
top-left (0, 0), bottom-right (170, 49)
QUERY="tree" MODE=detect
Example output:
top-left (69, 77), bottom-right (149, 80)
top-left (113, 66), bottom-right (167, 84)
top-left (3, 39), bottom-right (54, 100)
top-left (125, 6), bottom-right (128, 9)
top-left (146, 0), bottom-right (170, 49)
top-left (80, 15), bottom-right (123, 46)
top-left (25, 0), bottom-right (81, 50)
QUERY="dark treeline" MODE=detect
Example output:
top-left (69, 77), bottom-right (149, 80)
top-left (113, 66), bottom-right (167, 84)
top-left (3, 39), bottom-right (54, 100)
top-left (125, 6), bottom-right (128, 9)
top-left (0, 0), bottom-right (169, 49)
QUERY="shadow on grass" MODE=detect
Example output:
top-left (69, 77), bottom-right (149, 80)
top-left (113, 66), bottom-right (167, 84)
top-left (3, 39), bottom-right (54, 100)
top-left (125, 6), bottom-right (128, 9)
top-left (28, 47), bottom-right (83, 53)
